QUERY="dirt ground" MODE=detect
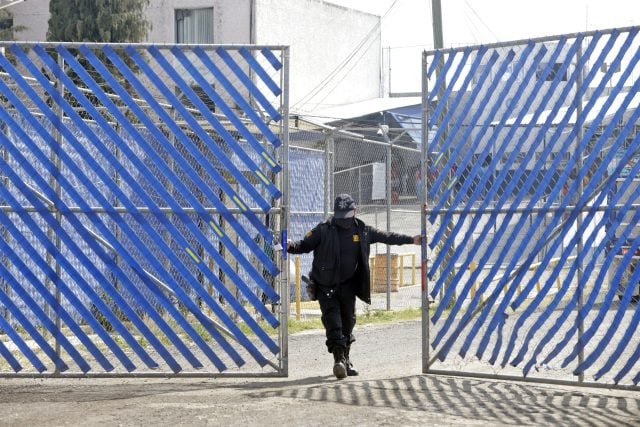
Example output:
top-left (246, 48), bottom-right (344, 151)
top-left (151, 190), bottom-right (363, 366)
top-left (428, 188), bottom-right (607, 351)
top-left (1, 320), bottom-right (639, 426)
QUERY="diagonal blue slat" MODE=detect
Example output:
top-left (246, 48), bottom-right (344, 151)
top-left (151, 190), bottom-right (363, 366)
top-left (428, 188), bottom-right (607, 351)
top-left (425, 49), bottom-right (462, 128)
top-left (102, 52), bottom-right (273, 215)
top-left (426, 49), bottom-right (444, 80)
top-left (587, 235), bottom-right (640, 379)
top-left (0, 116), bottom-right (158, 371)
top-left (52, 46), bottom-right (278, 360)
top-left (424, 29), bottom-right (640, 382)
top-left (51, 59), bottom-right (273, 363)
top-left (261, 47), bottom-right (282, 70)
top-left (540, 202), bottom-right (637, 371)
top-left (73, 46), bottom-right (281, 314)
top-left (540, 186), bottom-right (637, 368)
top-left (85, 46), bottom-right (280, 292)
top-left (428, 44), bottom-right (546, 295)
top-left (427, 45), bottom-right (531, 279)
top-left (0, 42), bottom-right (288, 376)
top-left (613, 305), bottom-right (640, 383)
top-left (429, 35), bottom-right (588, 356)
top-left (427, 47), bottom-right (491, 205)
top-left (514, 168), bottom-right (623, 373)
top-left (216, 47), bottom-right (282, 121)
top-left (555, 128), bottom-right (640, 373)
top-left (447, 34), bottom-right (595, 342)
top-left (511, 116), bottom-right (640, 372)
top-left (193, 46), bottom-right (282, 150)
top-left (467, 36), bottom-right (625, 361)
top-left (1, 51), bottom-right (202, 370)
top-left (24, 48), bottom-right (242, 372)
top-left (0, 132), bottom-right (181, 372)
top-left (2, 138), bottom-right (197, 372)
top-left (239, 47), bottom-right (281, 96)
top-left (0, 334), bottom-right (22, 372)
top-left (165, 46), bottom-right (283, 183)
top-left (524, 194), bottom-right (638, 380)
top-left (510, 31), bottom-right (634, 316)
top-left (426, 49), bottom-right (523, 317)
top-left (95, 45), bottom-right (278, 267)
top-left (0, 209), bottom-right (135, 372)
top-left (0, 287), bottom-right (62, 373)
top-left (0, 259), bottom-right (96, 373)
top-left (477, 34), bottom-right (639, 365)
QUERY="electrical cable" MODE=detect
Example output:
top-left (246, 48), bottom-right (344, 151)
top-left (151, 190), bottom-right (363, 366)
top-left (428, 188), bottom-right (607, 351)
top-left (292, 0), bottom-right (399, 113)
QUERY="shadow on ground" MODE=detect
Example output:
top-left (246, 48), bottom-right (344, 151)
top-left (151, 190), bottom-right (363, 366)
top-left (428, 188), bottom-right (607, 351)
top-left (1, 374), bottom-right (638, 426)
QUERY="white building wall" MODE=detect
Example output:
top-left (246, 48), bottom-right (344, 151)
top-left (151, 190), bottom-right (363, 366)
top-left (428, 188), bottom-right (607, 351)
top-left (10, 0), bottom-right (49, 41)
top-left (255, 0), bottom-right (381, 113)
top-left (7, 0), bottom-right (381, 114)
top-left (145, 0), bottom-right (252, 45)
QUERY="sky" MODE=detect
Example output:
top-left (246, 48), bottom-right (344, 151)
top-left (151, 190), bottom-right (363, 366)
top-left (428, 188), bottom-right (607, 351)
top-left (324, 0), bottom-right (640, 94)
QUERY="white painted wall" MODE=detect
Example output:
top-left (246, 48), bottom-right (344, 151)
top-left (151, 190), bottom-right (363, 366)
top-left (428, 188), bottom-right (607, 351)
top-left (255, 0), bottom-right (381, 113)
top-left (10, 0), bottom-right (49, 42)
top-left (7, 0), bottom-right (381, 114)
top-left (145, 0), bottom-right (252, 45)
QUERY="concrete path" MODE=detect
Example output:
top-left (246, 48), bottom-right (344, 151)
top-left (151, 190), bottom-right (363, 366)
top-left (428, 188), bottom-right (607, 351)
top-left (1, 320), bottom-right (639, 426)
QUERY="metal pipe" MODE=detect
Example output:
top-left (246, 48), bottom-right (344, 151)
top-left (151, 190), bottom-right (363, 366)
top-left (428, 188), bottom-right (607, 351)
top-left (424, 370), bottom-right (640, 392)
top-left (575, 40), bottom-right (585, 384)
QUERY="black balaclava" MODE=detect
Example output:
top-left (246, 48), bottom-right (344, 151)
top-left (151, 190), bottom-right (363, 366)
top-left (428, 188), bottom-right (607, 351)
top-left (334, 217), bottom-right (355, 229)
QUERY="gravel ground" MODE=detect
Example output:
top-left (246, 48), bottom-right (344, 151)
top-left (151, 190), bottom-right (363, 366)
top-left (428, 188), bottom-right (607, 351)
top-left (1, 320), bottom-right (639, 426)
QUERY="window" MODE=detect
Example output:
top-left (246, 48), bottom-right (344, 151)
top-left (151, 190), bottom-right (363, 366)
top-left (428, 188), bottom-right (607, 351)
top-left (536, 62), bottom-right (568, 81)
top-left (175, 8), bottom-right (213, 44)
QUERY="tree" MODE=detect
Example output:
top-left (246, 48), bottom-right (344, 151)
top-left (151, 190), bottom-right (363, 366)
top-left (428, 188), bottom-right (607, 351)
top-left (47, 0), bottom-right (150, 43)
top-left (45, 0), bottom-right (151, 120)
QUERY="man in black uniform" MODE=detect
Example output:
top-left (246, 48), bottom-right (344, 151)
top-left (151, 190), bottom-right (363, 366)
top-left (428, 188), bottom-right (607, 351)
top-left (287, 194), bottom-right (421, 379)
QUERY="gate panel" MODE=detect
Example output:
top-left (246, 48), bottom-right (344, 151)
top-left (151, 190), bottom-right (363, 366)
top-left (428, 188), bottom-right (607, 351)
top-left (0, 43), bottom-right (288, 376)
top-left (422, 28), bottom-right (640, 386)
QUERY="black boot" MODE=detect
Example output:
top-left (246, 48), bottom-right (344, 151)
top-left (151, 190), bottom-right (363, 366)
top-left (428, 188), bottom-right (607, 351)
top-left (332, 347), bottom-right (347, 379)
top-left (345, 346), bottom-right (359, 376)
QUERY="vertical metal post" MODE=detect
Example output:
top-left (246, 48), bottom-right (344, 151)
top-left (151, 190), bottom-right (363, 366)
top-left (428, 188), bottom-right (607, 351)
top-left (325, 131), bottom-right (334, 219)
top-left (52, 52), bottom-right (64, 374)
top-left (280, 46), bottom-right (291, 376)
top-left (1, 128), bottom-right (9, 328)
top-left (421, 51), bottom-right (431, 373)
top-left (381, 125), bottom-right (392, 311)
top-left (575, 40), bottom-right (585, 383)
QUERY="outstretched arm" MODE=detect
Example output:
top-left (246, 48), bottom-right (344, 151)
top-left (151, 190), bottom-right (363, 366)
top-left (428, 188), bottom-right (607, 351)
top-left (368, 226), bottom-right (421, 246)
top-left (287, 224), bottom-right (323, 254)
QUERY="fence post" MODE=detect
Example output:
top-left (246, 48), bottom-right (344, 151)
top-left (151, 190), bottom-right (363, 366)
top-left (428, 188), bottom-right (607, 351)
top-left (575, 40), bottom-right (585, 384)
top-left (325, 131), bottom-right (334, 219)
top-left (295, 256), bottom-right (301, 321)
top-left (381, 124), bottom-right (392, 311)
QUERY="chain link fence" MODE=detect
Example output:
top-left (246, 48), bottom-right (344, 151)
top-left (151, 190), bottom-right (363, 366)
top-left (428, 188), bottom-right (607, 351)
top-left (422, 27), bottom-right (640, 387)
top-left (288, 117), bottom-right (422, 316)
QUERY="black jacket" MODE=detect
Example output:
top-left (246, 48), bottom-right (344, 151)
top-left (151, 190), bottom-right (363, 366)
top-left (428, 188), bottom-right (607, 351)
top-left (287, 217), bottom-right (414, 304)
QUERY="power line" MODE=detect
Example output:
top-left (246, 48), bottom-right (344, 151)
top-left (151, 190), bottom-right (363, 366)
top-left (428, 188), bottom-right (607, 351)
top-left (463, 0), bottom-right (500, 43)
top-left (292, 0), bottom-right (400, 113)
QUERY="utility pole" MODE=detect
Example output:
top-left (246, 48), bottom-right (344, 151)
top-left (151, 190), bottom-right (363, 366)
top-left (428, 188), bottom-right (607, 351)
top-left (432, 0), bottom-right (444, 49)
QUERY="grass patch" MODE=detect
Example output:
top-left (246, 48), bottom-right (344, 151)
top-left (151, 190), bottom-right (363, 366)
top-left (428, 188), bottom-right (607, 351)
top-left (288, 307), bottom-right (423, 335)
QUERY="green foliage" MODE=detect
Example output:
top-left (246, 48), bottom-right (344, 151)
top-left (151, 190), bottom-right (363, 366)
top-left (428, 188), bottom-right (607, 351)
top-left (0, 9), bottom-right (25, 41)
top-left (47, 0), bottom-right (151, 43)
top-left (45, 0), bottom-right (151, 120)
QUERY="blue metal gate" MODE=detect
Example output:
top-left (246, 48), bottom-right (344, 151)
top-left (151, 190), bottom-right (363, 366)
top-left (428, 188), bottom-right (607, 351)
top-left (0, 42), bottom-right (288, 377)
top-left (422, 27), bottom-right (640, 387)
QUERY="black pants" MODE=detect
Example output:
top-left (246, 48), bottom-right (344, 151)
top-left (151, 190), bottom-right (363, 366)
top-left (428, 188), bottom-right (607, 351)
top-left (318, 278), bottom-right (357, 353)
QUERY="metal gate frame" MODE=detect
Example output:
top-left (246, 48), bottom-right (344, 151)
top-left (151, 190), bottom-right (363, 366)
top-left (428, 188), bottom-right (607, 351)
top-left (0, 42), bottom-right (289, 378)
top-left (421, 27), bottom-right (640, 390)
